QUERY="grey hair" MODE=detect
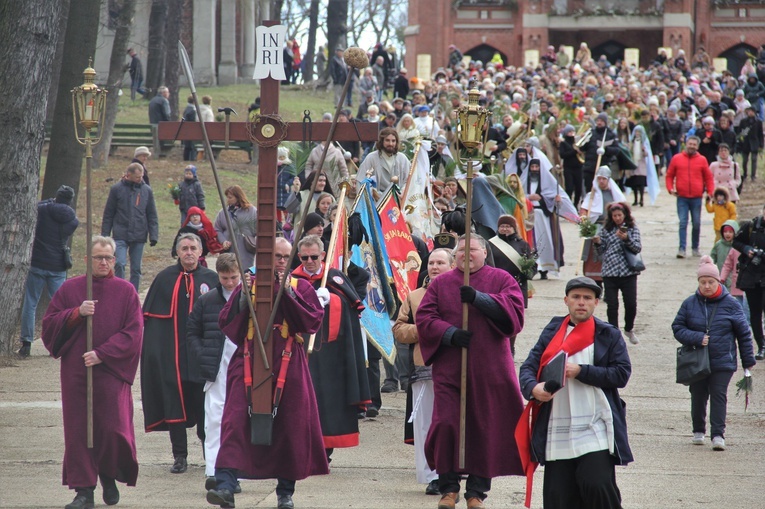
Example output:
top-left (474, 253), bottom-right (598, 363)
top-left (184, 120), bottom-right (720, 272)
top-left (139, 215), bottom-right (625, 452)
top-left (92, 235), bottom-right (116, 253)
top-left (176, 232), bottom-right (202, 251)
top-left (297, 234), bottom-right (323, 253)
top-left (454, 234), bottom-right (487, 255)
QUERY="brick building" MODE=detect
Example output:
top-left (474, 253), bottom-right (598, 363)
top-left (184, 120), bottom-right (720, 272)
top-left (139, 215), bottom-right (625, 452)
top-left (404, 0), bottom-right (765, 78)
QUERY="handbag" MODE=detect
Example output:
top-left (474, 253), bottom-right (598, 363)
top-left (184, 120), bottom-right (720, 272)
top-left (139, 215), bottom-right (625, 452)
top-left (242, 234), bottom-right (257, 254)
top-left (676, 345), bottom-right (710, 385)
top-left (675, 302), bottom-right (718, 385)
top-left (283, 192), bottom-right (301, 215)
top-left (622, 243), bottom-right (645, 272)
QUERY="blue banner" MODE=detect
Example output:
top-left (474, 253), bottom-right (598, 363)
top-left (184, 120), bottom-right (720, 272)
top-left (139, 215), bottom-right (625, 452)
top-left (351, 180), bottom-right (397, 362)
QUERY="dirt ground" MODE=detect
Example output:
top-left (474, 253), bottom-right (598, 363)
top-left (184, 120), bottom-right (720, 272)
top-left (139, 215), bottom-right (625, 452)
top-left (2, 163), bottom-right (765, 508)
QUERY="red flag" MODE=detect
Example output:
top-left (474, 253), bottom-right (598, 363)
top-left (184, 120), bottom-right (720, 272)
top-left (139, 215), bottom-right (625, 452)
top-left (328, 206), bottom-right (346, 271)
top-left (377, 189), bottom-right (421, 303)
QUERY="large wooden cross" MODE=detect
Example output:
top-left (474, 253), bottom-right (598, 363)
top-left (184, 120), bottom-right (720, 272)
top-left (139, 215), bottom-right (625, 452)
top-left (158, 21), bottom-right (378, 434)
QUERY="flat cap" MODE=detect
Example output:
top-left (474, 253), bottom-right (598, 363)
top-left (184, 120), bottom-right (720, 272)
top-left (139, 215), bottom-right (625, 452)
top-left (565, 276), bottom-right (602, 298)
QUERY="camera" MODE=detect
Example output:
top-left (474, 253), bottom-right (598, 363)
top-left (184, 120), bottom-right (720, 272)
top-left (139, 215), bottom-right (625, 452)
top-left (751, 248), bottom-right (765, 266)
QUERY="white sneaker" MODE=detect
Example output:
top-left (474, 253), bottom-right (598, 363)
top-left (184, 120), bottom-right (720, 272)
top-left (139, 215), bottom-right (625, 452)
top-left (677, 250), bottom-right (686, 259)
top-left (625, 330), bottom-right (639, 345)
top-left (692, 432), bottom-right (704, 445)
top-left (692, 249), bottom-right (702, 257)
top-left (712, 436), bottom-right (726, 451)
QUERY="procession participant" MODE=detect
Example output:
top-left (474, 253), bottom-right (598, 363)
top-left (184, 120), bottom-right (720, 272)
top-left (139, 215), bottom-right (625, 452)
top-left (581, 113), bottom-right (619, 194)
top-left (489, 215), bottom-right (536, 312)
top-left (42, 236), bottom-right (142, 509)
top-left (517, 276), bottom-right (633, 509)
top-left (392, 248), bottom-right (454, 497)
top-left (559, 125), bottom-right (584, 207)
top-left (207, 238), bottom-right (327, 509)
top-left (141, 233), bottom-right (220, 474)
top-left (291, 235), bottom-right (371, 462)
top-left (186, 253), bottom-right (241, 489)
top-left (579, 167), bottom-right (626, 282)
top-left (417, 234), bottom-right (526, 509)
top-left (521, 159), bottom-right (578, 279)
top-left (357, 127), bottom-right (410, 196)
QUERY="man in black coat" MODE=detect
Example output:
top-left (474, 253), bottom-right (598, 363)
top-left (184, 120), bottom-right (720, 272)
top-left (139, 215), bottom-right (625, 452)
top-left (393, 68), bottom-right (410, 99)
top-left (187, 253), bottom-right (241, 487)
top-left (558, 125), bottom-right (584, 206)
top-left (582, 113), bottom-right (619, 193)
top-left (18, 185), bottom-right (79, 357)
top-left (738, 106), bottom-right (764, 181)
top-left (182, 94), bottom-right (197, 161)
top-left (698, 116), bottom-right (723, 166)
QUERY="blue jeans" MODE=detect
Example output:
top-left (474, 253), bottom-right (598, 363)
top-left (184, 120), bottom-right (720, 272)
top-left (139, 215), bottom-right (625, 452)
top-left (20, 266), bottom-right (67, 343)
top-left (676, 196), bottom-right (702, 251)
top-left (114, 240), bottom-right (145, 292)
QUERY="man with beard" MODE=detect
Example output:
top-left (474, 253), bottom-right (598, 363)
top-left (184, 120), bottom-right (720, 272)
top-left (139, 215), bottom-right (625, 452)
top-left (141, 233), bottom-right (220, 474)
top-left (582, 113), bottom-right (619, 193)
top-left (42, 236), bottom-right (142, 509)
top-left (357, 127), bottom-right (410, 197)
top-left (291, 235), bottom-right (371, 463)
top-left (504, 147), bottom-right (529, 177)
top-left (429, 135), bottom-right (455, 180)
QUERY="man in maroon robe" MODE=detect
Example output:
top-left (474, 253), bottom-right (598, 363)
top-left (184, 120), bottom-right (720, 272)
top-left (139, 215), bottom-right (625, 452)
top-left (207, 238), bottom-right (327, 509)
top-left (42, 236), bottom-right (142, 509)
top-left (417, 234), bottom-right (526, 509)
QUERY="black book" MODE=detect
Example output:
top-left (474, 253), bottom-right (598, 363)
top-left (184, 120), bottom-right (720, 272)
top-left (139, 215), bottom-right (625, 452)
top-left (540, 350), bottom-right (568, 394)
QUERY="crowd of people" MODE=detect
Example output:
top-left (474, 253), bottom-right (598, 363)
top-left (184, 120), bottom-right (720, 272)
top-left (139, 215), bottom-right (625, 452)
top-left (19, 40), bottom-right (765, 509)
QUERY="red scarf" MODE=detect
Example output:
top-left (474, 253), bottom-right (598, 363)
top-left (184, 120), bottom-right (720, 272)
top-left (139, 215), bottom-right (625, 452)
top-left (291, 262), bottom-right (324, 282)
top-left (184, 206), bottom-right (224, 253)
top-left (514, 315), bottom-right (596, 508)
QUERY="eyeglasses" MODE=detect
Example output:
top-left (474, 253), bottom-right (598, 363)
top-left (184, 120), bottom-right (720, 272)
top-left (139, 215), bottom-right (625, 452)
top-left (93, 255), bottom-right (115, 262)
top-left (300, 255), bottom-right (320, 261)
top-left (274, 254), bottom-right (290, 260)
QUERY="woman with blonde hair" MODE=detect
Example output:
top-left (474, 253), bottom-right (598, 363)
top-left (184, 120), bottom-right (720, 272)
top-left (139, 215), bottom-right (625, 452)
top-left (213, 185), bottom-right (258, 267)
top-left (396, 113), bottom-right (421, 144)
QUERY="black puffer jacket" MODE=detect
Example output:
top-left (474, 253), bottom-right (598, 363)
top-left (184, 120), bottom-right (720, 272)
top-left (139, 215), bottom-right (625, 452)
top-left (187, 284), bottom-right (228, 382)
top-left (31, 199), bottom-right (79, 271)
top-left (101, 179), bottom-right (159, 243)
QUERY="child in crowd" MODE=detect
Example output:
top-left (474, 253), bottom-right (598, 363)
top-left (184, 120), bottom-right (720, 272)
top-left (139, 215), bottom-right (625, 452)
top-left (710, 220), bottom-right (738, 272)
top-left (705, 187), bottom-right (737, 242)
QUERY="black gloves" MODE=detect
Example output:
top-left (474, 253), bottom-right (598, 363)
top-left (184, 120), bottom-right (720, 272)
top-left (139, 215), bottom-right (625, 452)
top-left (150, 240), bottom-right (157, 247)
top-left (451, 329), bottom-right (472, 348)
top-left (460, 285), bottom-right (476, 303)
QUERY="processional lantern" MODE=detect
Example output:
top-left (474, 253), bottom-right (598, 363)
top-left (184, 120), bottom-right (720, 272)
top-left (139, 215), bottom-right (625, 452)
top-left (71, 58), bottom-right (107, 139)
top-left (455, 86), bottom-right (489, 150)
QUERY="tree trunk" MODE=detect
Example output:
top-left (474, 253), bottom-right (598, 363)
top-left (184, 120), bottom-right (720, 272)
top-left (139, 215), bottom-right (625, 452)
top-left (270, 0), bottom-right (282, 21)
top-left (45, 0), bottom-right (72, 121)
top-left (145, 0), bottom-right (168, 97)
top-left (326, 0), bottom-right (348, 72)
top-left (304, 0), bottom-right (319, 81)
top-left (164, 0), bottom-right (183, 121)
top-left (92, 0), bottom-right (137, 169)
top-left (0, 0), bottom-right (65, 357)
top-left (41, 0), bottom-right (102, 204)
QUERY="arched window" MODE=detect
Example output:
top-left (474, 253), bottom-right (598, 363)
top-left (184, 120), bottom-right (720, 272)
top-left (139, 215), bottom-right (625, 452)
top-left (719, 43), bottom-right (758, 77)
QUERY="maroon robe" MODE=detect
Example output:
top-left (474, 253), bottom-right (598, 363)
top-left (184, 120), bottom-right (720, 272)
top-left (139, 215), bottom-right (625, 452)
top-left (41, 274), bottom-right (142, 489)
top-left (216, 278), bottom-right (329, 480)
top-left (416, 265), bottom-right (526, 478)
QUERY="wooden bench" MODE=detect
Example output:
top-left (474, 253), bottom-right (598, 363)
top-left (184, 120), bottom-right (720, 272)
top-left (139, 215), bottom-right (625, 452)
top-left (44, 122), bottom-right (154, 154)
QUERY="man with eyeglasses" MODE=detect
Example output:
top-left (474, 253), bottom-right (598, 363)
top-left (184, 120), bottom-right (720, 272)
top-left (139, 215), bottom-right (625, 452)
top-left (42, 236), bottom-right (143, 509)
top-left (208, 237), bottom-right (327, 509)
top-left (291, 235), bottom-right (371, 464)
top-left (141, 233), bottom-right (219, 475)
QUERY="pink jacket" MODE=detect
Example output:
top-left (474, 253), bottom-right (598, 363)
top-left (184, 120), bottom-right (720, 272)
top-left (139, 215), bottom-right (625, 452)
top-left (720, 247), bottom-right (743, 296)
top-left (710, 157), bottom-right (741, 202)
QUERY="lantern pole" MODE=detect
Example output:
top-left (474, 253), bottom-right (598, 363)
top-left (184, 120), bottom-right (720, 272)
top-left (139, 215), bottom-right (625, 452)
top-left (71, 58), bottom-right (107, 449)
top-left (454, 86), bottom-right (488, 470)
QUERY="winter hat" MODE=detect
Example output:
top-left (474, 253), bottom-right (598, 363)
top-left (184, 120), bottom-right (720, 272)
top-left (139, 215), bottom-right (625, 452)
top-left (134, 146), bottom-right (151, 157)
top-left (184, 165), bottom-right (197, 177)
top-left (55, 185), bottom-right (75, 206)
top-left (721, 219), bottom-right (739, 235)
top-left (497, 215), bottom-right (517, 229)
top-left (562, 125), bottom-right (576, 136)
top-left (697, 255), bottom-right (720, 281)
top-left (596, 112), bottom-right (609, 124)
top-left (277, 146), bottom-right (292, 165)
top-left (304, 212), bottom-right (324, 232)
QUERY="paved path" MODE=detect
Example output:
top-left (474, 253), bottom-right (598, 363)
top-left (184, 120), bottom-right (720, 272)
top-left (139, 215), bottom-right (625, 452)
top-left (1, 187), bottom-right (764, 508)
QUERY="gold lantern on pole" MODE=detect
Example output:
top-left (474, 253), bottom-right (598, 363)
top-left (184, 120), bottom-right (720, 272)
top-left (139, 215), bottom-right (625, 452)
top-left (70, 58), bottom-right (107, 449)
top-left (453, 85), bottom-right (489, 470)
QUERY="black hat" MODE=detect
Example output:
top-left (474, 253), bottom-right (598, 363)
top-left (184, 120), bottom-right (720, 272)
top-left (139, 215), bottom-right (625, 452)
top-left (565, 276), bottom-right (602, 298)
top-left (304, 212), bottom-right (324, 232)
top-left (55, 185), bottom-right (75, 205)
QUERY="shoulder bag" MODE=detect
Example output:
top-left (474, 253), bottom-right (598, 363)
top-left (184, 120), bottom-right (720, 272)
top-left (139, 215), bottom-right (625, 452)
top-left (621, 236), bottom-right (645, 272)
top-left (675, 302), bottom-right (717, 385)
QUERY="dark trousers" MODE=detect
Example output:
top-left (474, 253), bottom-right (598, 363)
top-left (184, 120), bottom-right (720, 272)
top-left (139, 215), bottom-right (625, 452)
top-left (542, 450), bottom-right (622, 509)
top-left (215, 468), bottom-right (295, 496)
top-left (439, 471), bottom-right (491, 501)
top-left (743, 286), bottom-right (765, 349)
top-left (168, 381), bottom-right (206, 458)
top-left (565, 166), bottom-right (583, 207)
top-left (583, 170), bottom-right (595, 198)
top-left (690, 370), bottom-right (734, 438)
top-left (383, 341), bottom-right (411, 389)
top-left (741, 150), bottom-right (758, 179)
top-left (602, 275), bottom-right (638, 332)
top-left (183, 140), bottom-right (196, 161)
top-left (367, 340), bottom-right (382, 409)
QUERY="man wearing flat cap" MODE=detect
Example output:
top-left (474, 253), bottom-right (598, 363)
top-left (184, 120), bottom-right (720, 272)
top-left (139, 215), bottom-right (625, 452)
top-left (516, 276), bottom-right (632, 509)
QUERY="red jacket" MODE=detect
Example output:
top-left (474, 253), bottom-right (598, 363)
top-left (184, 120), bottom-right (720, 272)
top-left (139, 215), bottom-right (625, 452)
top-left (666, 151), bottom-right (715, 198)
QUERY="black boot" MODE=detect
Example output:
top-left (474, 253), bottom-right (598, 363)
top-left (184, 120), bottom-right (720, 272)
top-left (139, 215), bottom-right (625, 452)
top-left (207, 488), bottom-right (235, 508)
top-left (65, 488), bottom-right (95, 509)
top-left (756, 338), bottom-right (764, 361)
top-left (539, 271), bottom-right (548, 280)
top-left (100, 475), bottom-right (119, 506)
top-left (171, 456), bottom-right (188, 473)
